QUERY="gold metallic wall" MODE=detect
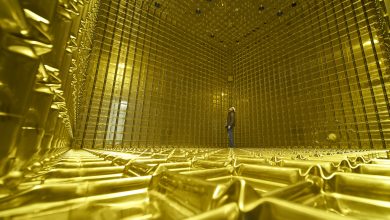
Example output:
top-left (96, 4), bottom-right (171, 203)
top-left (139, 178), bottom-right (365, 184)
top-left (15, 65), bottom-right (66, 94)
top-left (0, 0), bottom-right (100, 174)
top-left (234, 0), bottom-right (390, 148)
top-left (75, 0), bottom-right (230, 148)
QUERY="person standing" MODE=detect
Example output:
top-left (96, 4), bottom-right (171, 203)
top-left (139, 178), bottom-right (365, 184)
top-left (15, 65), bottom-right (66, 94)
top-left (226, 107), bottom-right (236, 148)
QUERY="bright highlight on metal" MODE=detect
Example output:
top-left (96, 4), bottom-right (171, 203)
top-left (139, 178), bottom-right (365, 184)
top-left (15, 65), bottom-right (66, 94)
top-left (0, 0), bottom-right (389, 219)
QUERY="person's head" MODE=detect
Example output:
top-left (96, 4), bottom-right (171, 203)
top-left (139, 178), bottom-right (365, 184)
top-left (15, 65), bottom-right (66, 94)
top-left (229, 107), bottom-right (235, 112)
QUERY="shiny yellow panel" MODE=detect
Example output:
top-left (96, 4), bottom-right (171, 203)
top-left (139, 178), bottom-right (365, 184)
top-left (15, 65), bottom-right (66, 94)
top-left (75, 0), bottom-right (229, 148)
top-left (0, 0), bottom-right (390, 219)
top-left (233, 0), bottom-right (390, 149)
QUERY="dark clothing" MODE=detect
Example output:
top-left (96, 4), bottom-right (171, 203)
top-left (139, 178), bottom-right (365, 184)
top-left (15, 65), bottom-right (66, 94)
top-left (226, 111), bottom-right (235, 148)
top-left (228, 127), bottom-right (234, 148)
top-left (226, 111), bottom-right (235, 128)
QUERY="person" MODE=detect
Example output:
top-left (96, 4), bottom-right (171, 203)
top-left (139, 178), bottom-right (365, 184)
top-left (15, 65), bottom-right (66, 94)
top-left (225, 107), bottom-right (235, 148)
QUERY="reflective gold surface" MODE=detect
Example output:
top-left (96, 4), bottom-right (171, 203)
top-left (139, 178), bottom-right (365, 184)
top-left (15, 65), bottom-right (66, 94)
top-left (0, 149), bottom-right (389, 219)
top-left (72, 0), bottom-right (390, 149)
top-left (234, 0), bottom-right (390, 148)
top-left (0, 0), bottom-right (98, 174)
top-left (1, 0), bottom-right (390, 219)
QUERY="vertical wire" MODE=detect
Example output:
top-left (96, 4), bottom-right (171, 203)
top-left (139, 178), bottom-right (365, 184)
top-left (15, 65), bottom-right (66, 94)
top-left (136, 6), bottom-right (157, 146)
top-left (360, 0), bottom-right (388, 148)
top-left (339, 0), bottom-right (364, 148)
top-left (355, 0), bottom-right (381, 148)
top-left (92, 0), bottom-right (122, 149)
top-left (81, 0), bottom-right (113, 148)
top-left (310, 2), bottom-right (331, 148)
top-left (144, 8), bottom-right (162, 147)
top-left (122, 2), bottom-right (144, 147)
top-left (324, 0), bottom-right (349, 148)
top-left (103, 0), bottom-right (130, 148)
top-left (347, 0), bottom-right (372, 149)
top-left (113, 0), bottom-right (137, 148)
top-left (330, 0), bottom-right (358, 148)
top-left (129, 1), bottom-right (149, 147)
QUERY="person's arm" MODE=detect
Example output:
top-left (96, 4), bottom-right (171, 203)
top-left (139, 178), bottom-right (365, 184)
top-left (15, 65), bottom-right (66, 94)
top-left (227, 112), bottom-right (234, 129)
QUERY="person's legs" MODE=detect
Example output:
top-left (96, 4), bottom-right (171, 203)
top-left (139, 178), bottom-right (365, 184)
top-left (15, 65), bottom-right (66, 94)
top-left (228, 128), bottom-right (234, 148)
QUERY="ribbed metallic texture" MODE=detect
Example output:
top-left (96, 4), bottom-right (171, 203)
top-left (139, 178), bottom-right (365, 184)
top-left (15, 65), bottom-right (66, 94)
top-left (76, 0), bottom-right (229, 148)
top-left (234, 0), bottom-right (390, 148)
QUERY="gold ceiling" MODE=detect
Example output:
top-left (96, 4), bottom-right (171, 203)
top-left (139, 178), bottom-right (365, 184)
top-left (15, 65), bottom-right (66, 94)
top-left (141, 0), bottom-right (300, 47)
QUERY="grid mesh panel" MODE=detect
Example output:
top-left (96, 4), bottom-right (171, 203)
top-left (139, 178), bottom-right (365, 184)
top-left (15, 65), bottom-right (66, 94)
top-left (73, 0), bottom-right (390, 149)
top-left (233, 0), bottom-right (390, 148)
top-left (75, 0), bottom-right (229, 148)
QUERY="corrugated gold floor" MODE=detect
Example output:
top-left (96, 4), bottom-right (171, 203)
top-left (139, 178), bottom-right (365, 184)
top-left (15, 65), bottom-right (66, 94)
top-left (1, 148), bottom-right (389, 220)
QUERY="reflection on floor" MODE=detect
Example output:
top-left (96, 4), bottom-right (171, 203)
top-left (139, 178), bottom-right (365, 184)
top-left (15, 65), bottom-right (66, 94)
top-left (1, 148), bottom-right (389, 220)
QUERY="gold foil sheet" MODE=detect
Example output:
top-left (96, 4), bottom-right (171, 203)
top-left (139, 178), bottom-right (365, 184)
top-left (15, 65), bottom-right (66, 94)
top-left (1, 0), bottom-right (390, 219)
top-left (1, 148), bottom-right (389, 219)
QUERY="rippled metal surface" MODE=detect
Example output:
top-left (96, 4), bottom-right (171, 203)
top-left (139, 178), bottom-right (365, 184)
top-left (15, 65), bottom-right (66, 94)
top-left (1, 0), bottom-right (390, 219)
top-left (0, 0), bottom-right (99, 175)
top-left (0, 148), bottom-right (389, 219)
